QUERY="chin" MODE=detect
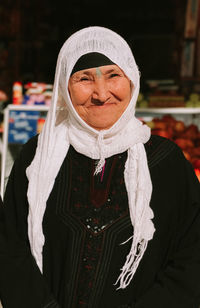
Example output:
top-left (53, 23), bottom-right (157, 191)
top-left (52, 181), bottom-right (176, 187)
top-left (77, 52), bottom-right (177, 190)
top-left (89, 121), bottom-right (114, 130)
top-left (91, 124), bottom-right (113, 130)
top-left (86, 117), bottom-right (118, 131)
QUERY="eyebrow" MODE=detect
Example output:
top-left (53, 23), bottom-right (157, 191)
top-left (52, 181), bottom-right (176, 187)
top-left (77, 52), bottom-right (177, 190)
top-left (77, 67), bottom-right (119, 75)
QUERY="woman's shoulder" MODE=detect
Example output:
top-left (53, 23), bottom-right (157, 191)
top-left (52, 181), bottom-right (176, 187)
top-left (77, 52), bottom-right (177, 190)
top-left (16, 135), bottom-right (39, 167)
top-left (21, 134), bottom-right (38, 153)
top-left (144, 134), bottom-right (185, 169)
top-left (145, 134), bottom-right (200, 198)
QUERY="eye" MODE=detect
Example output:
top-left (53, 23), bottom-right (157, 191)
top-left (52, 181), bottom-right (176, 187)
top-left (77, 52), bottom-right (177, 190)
top-left (79, 74), bottom-right (94, 82)
top-left (80, 76), bottom-right (90, 81)
top-left (109, 73), bottom-right (120, 78)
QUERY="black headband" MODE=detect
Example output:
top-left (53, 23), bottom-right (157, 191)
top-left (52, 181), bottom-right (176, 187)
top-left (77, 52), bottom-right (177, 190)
top-left (70, 52), bottom-right (114, 76)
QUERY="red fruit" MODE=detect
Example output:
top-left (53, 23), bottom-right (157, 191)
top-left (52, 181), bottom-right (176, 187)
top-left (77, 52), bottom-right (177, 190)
top-left (183, 124), bottom-right (198, 139)
top-left (193, 159), bottom-right (200, 169)
top-left (162, 114), bottom-right (176, 123)
top-left (152, 129), bottom-right (171, 139)
top-left (189, 147), bottom-right (200, 157)
top-left (194, 169), bottom-right (200, 182)
top-left (167, 127), bottom-right (174, 139)
top-left (174, 121), bottom-right (185, 133)
top-left (174, 138), bottom-right (194, 149)
top-left (153, 120), bottom-right (167, 130)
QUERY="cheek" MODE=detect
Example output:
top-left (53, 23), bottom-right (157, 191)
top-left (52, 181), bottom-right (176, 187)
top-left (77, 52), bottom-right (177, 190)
top-left (112, 79), bottom-right (132, 101)
top-left (68, 84), bottom-right (92, 107)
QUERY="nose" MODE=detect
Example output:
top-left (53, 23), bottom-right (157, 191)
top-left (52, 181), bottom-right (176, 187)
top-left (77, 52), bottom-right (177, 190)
top-left (92, 78), bottom-right (110, 103)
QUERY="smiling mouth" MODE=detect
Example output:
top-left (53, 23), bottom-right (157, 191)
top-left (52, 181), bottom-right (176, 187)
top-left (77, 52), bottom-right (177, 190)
top-left (89, 102), bottom-right (116, 108)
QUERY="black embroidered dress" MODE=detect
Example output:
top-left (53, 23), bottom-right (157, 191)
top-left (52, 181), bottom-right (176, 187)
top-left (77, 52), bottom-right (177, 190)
top-left (49, 147), bottom-right (129, 307)
top-left (0, 135), bottom-right (200, 308)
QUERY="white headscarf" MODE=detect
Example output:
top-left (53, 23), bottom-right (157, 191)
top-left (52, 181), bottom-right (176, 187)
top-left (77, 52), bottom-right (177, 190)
top-left (26, 26), bottom-right (155, 289)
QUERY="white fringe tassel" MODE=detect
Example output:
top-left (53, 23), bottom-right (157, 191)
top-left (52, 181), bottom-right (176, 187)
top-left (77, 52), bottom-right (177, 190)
top-left (115, 238), bottom-right (148, 289)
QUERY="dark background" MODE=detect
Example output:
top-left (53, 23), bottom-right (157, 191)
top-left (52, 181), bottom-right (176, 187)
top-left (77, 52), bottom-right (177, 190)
top-left (0, 0), bottom-right (187, 98)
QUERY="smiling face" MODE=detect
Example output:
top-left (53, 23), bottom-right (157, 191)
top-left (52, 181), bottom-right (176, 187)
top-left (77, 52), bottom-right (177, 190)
top-left (68, 64), bottom-right (132, 130)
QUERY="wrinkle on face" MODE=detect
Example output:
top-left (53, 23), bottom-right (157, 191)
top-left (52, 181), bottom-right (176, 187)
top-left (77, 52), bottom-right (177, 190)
top-left (68, 65), bottom-right (132, 130)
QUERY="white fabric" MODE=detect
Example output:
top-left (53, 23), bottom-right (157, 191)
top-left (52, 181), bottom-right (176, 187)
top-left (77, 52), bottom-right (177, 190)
top-left (26, 26), bottom-right (155, 289)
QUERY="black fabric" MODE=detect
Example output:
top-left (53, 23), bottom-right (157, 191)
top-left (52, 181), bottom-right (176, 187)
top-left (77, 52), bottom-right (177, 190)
top-left (45, 147), bottom-right (129, 307)
top-left (70, 52), bottom-right (114, 76)
top-left (0, 135), bottom-right (200, 308)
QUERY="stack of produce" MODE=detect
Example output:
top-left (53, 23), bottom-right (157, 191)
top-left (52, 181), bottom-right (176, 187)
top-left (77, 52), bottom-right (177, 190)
top-left (12, 82), bottom-right (53, 106)
top-left (140, 79), bottom-right (185, 108)
top-left (148, 93), bottom-right (185, 108)
top-left (137, 79), bottom-right (200, 109)
top-left (137, 92), bottom-right (186, 108)
top-left (185, 93), bottom-right (200, 107)
top-left (23, 82), bottom-right (53, 106)
top-left (145, 114), bottom-right (200, 181)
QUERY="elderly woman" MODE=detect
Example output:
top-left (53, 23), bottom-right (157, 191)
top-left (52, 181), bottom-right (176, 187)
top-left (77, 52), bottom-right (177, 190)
top-left (0, 26), bottom-right (200, 308)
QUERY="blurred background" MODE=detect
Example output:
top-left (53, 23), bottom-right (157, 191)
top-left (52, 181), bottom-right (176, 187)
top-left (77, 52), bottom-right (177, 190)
top-left (0, 0), bottom-right (188, 97)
